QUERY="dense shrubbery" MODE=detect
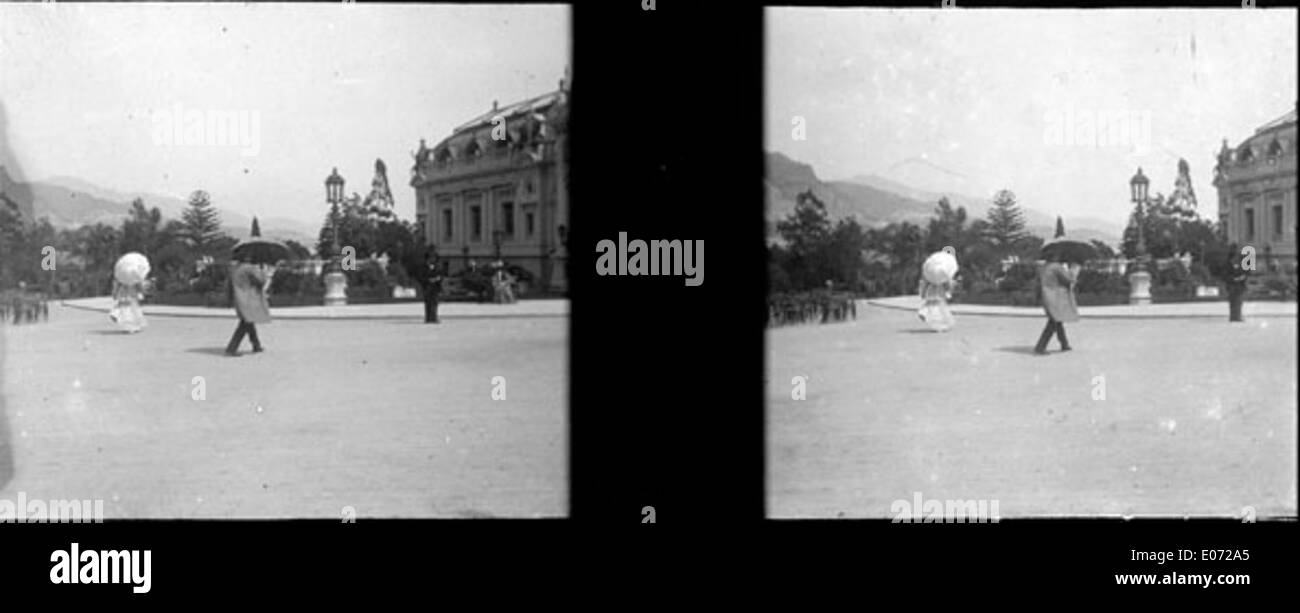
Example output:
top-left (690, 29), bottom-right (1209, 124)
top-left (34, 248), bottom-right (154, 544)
top-left (145, 259), bottom-right (427, 308)
top-left (956, 257), bottom-right (1300, 306)
top-left (345, 260), bottom-right (392, 294)
top-left (994, 262), bottom-right (1039, 293)
top-left (765, 177), bottom-right (1295, 309)
top-left (962, 262), bottom-right (1218, 307)
top-left (152, 257), bottom-right (554, 307)
top-left (268, 268), bottom-right (314, 297)
top-left (1074, 269), bottom-right (1127, 295)
top-left (769, 189), bottom-right (1049, 300)
top-left (1256, 273), bottom-right (1298, 300)
top-left (1, 183), bottom-right (437, 308)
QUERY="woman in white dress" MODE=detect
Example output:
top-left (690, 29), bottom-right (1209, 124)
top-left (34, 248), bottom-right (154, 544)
top-left (917, 277), bottom-right (954, 332)
top-left (109, 279), bottom-right (147, 333)
top-left (109, 252), bottom-right (150, 333)
top-left (917, 250), bottom-right (958, 332)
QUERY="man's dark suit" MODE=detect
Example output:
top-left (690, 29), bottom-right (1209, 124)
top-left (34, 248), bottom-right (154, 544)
top-left (1226, 255), bottom-right (1248, 322)
top-left (423, 260), bottom-right (445, 323)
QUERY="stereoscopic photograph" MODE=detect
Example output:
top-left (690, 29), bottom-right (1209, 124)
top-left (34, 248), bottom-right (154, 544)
top-left (765, 7), bottom-right (1297, 519)
top-left (2, 2), bottom-right (570, 519)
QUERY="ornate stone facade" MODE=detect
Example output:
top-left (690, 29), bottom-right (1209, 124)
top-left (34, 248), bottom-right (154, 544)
top-left (410, 77), bottom-right (570, 292)
top-left (1214, 106), bottom-right (1297, 270)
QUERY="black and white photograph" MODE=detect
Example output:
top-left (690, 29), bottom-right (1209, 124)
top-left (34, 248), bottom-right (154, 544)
top-left (1, 2), bottom-right (570, 519)
top-left (765, 7), bottom-right (1297, 519)
top-left (2, 0), bottom-right (1298, 599)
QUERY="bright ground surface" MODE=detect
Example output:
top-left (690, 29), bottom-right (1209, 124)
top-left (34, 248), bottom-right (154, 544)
top-left (1, 305), bottom-right (566, 518)
top-left (767, 305), bottom-right (1297, 518)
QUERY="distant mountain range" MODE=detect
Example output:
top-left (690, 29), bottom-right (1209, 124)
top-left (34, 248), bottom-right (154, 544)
top-left (0, 166), bottom-right (317, 245)
top-left (765, 151), bottom-right (1124, 246)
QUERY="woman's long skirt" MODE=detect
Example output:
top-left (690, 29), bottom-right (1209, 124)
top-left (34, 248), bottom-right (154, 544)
top-left (110, 297), bottom-right (147, 333)
top-left (918, 297), bottom-right (954, 332)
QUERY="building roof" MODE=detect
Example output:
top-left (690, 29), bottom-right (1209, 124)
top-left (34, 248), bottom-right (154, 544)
top-left (452, 89), bottom-right (565, 135)
top-left (1255, 107), bottom-right (1297, 134)
top-left (1230, 106), bottom-right (1298, 157)
top-left (418, 86), bottom-right (567, 164)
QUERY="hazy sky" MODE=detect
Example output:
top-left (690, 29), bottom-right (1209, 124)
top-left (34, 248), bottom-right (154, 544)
top-left (767, 8), bottom-right (1298, 227)
top-left (0, 2), bottom-right (569, 226)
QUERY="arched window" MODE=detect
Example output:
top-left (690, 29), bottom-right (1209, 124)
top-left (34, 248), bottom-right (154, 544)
top-left (464, 139), bottom-right (482, 158)
top-left (1237, 145), bottom-right (1254, 164)
top-left (434, 147), bottom-right (452, 164)
top-left (1266, 137), bottom-right (1284, 158)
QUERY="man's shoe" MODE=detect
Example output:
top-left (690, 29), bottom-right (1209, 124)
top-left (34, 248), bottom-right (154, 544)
top-left (1033, 348), bottom-right (1049, 355)
top-left (1060, 346), bottom-right (1072, 352)
top-left (225, 350), bottom-right (241, 357)
top-left (252, 347), bottom-right (264, 353)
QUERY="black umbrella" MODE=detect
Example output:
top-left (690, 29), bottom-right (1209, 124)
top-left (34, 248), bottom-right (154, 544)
top-left (231, 238), bottom-right (290, 265)
top-left (1039, 237), bottom-right (1096, 264)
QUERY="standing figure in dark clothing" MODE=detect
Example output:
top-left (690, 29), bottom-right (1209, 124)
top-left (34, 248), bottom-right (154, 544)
top-left (1033, 254), bottom-right (1080, 355)
top-left (225, 255), bottom-right (273, 356)
top-left (1225, 243), bottom-right (1249, 322)
top-left (423, 251), bottom-right (445, 323)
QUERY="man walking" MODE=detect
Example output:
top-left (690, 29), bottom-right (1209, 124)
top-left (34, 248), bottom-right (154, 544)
top-left (423, 250), bottom-right (445, 324)
top-left (226, 255), bottom-right (273, 356)
top-left (1033, 254), bottom-right (1079, 355)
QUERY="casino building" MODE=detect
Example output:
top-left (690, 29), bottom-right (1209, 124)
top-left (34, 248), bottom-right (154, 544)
top-left (410, 75), bottom-right (570, 293)
top-left (1213, 105), bottom-right (1298, 271)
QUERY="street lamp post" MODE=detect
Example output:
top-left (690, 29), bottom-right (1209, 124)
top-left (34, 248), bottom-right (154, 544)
top-left (1128, 167), bottom-right (1152, 306)
top-left (323, 167), bottom-right (349, 306)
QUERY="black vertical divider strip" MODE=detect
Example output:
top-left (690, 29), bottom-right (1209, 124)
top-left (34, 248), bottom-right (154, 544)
top-left (571, 2), bottom-right (768, 522)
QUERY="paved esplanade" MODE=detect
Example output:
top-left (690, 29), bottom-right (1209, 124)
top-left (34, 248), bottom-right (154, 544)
top-left (1, 302), bottom-right (567, 518)
top-left (768, 300), bottom-right (1297, 518)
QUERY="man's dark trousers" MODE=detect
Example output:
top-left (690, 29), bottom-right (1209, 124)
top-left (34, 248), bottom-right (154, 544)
top-left (227, 319), bottom-right (262, 352)
top-left (424, 288), bottom-right (440, 323)
top-left (1034, 318), bottom-right (1070, 353)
